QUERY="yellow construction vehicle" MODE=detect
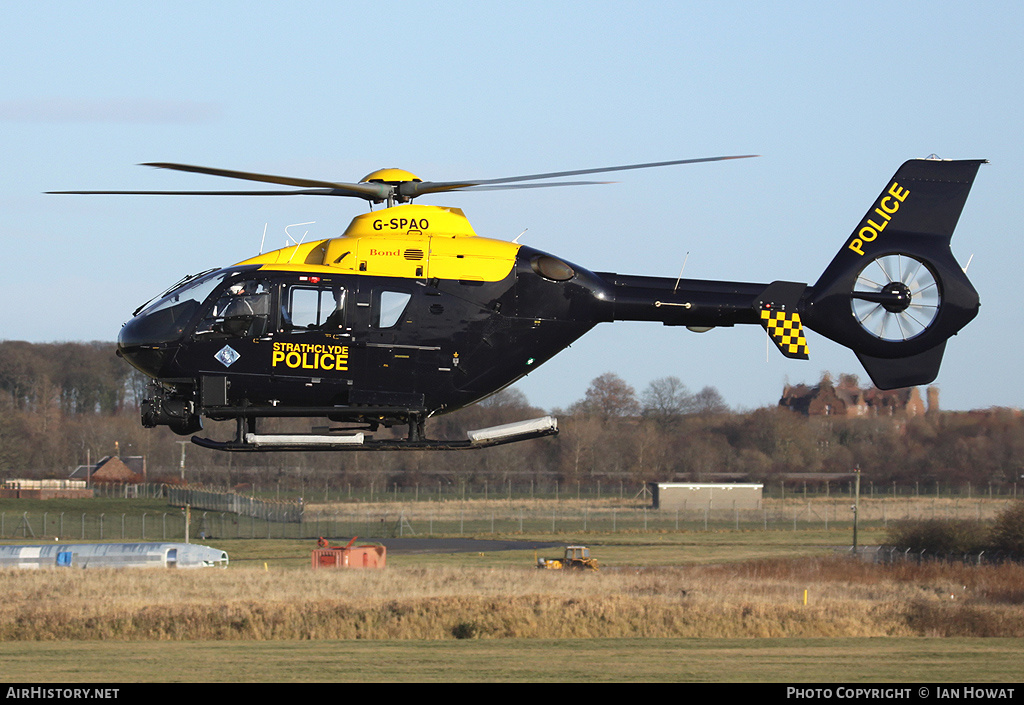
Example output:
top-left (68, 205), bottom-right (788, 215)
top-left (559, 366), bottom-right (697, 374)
top-left (536, 545), bottom-right (599, 571)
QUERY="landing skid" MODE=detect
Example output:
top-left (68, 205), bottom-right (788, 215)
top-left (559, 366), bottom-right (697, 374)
top-left (191, 416), bottom-right (558, 452)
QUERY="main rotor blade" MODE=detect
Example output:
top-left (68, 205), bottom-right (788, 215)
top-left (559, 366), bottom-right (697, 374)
top-left (47, 188), bottom-right (350, 197)
top-left (436, 180), bottom-right (613, 192)
top-left (401, 154), bottom-right (758, 198)
top-left (140, 162), bottom-right (389, 200)
top-left (52, 154), bottom-right (757, 203)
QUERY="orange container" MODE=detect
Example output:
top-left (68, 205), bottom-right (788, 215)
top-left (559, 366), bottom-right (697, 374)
top-left (311, 537), bottom-right (386, 569)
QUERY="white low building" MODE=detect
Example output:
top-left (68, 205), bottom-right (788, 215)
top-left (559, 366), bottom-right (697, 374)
top-left (649, 482), bottom-right (764, 511)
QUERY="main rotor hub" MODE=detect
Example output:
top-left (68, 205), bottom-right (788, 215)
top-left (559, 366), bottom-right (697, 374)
top-left (360, 168), bottom-right (422, 185)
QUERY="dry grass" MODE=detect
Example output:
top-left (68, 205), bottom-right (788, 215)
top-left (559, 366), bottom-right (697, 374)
top-left (302, 495), bottom-right (645, 517)
top-left (3, 557), bottom-right (1023, 641)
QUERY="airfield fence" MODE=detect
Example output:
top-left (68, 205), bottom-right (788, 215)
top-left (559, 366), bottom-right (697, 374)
top-left (1, 496), bottom-right (1018, 542)
top-left (166, 487), bottom-right (302, 524)
top-left (855, 545), bottom-right (1024, 567)
top-left (78, 478), bottom-right (1024, 504)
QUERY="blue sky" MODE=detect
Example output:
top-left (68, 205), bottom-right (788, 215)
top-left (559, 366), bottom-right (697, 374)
top-left (2, 2), bottom-right (1021, 413)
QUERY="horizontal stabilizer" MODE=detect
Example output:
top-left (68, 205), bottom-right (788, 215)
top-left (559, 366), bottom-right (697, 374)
top-left (757, 280), bottom-right (809, 360)
top-left (760, 309), bottom-right (809, 359)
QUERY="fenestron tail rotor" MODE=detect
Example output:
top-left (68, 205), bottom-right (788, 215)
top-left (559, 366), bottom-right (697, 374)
top-left (851, 253), bottom-right (941, 342)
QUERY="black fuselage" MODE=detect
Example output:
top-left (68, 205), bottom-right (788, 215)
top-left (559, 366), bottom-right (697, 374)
top-left (118, 244), bottom-right (767, 430)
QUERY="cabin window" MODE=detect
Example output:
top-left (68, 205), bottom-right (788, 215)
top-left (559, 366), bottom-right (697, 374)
top-left (282, 285), bottom-right (347, 331)
top-left (376, 291), bottom-right (412, 328)
top-left (195, 279), bottom-right (271, 338)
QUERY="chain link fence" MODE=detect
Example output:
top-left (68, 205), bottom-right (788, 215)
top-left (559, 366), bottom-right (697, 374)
top-left (166, 487), bottom-right (302, 523)
top-left (859, 545), bottom-right (1024, 566)
top-left (1, 496), bottom-right (1018, 542)
top-left (0, 508), bottom-right (309, 542)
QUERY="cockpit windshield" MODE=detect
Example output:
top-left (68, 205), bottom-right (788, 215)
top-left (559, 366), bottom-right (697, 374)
top-left (139, 270), bottom-right (228, 317)
top-left (120, 270), bottom-right (232, 347)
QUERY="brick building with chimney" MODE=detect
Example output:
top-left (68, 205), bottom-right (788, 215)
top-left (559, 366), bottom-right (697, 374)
top-left (779, 373), bottom-right (937, 417)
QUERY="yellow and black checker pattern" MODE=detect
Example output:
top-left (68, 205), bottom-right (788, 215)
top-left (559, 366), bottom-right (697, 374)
top-left (760, 308), bottom-right (809, 360)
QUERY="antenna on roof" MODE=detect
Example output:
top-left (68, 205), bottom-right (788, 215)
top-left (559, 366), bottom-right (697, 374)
top-left (285, 221), bottom-right (315, 246)
top-left (673, 252), bottom-right (690, 293)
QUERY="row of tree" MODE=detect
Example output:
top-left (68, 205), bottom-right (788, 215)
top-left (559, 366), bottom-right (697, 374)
top-left (0, 341), bottom-right (142, 415)
top-left (1, 342), bottom-right (1022, 491)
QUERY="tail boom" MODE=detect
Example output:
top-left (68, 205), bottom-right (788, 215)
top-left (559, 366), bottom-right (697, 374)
top-left (591, 158), bottom-right (982, 391)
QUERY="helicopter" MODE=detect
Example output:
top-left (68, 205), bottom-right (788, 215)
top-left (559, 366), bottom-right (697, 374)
top-left (51, 155), bottom-right (984, 452)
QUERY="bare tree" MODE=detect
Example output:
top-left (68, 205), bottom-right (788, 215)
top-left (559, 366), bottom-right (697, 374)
top-left (692, 385), bottom-right (729, 415)
top-left (573, 372), bottom-right (640, 423)
top-left (641, 376), bottom-right (694, 427)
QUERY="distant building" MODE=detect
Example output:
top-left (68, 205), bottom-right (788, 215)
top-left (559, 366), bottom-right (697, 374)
top-left (0, 479), bottom-right (92, 499)
top-left (648, 482), bottom-right (763, 511)
top-left (69, 456), bottom-right (146, 484)
top-left (779, 373), bottom-right (935, 417)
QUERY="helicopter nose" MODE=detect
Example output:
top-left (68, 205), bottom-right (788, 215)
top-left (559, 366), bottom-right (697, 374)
top-left (117, 342), bottom-right (167, 379)
top-left (117, 319), bottom-right (171, 379)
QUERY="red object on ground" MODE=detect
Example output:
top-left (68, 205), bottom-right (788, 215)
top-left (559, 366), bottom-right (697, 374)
top-left (311, 537), bottom-right (386, 569)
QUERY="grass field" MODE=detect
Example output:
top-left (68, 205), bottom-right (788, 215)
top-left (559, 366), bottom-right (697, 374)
top-left (212, 527), bottom-right (887, 569)
top-left (2, 496), bottom-right (1023, 683)
top-left (1, 638), bottom-right (1022, 683)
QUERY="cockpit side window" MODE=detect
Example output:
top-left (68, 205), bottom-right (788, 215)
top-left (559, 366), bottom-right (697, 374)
top-left (196, 279), bottom-right (271, 338)
top-left (281, 284), bottom-right (347, 331)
